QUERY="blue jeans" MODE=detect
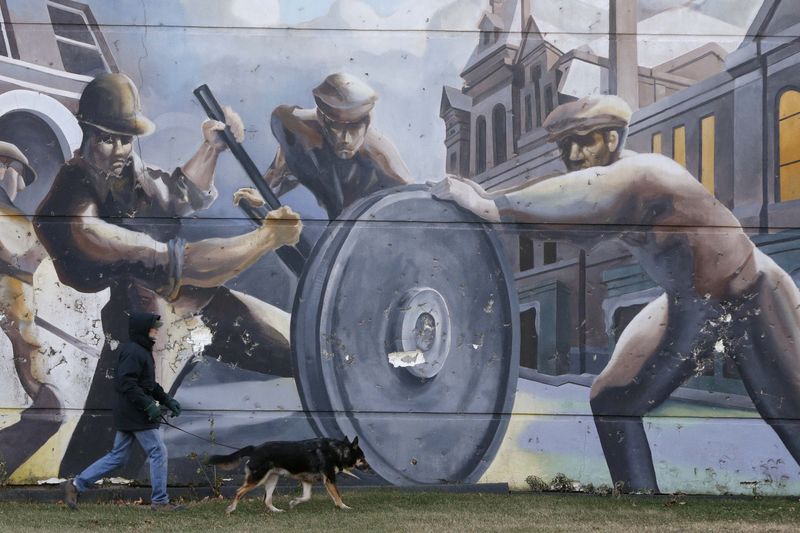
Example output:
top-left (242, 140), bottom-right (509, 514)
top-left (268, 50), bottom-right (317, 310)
top-left (73, 429), bottom-right (169, 504)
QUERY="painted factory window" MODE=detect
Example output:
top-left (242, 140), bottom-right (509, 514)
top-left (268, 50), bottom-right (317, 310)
top-left (700, 115), bottom-right (715, 195)
top-left (520, 308), bottom-right (538, 370)
top-left (519, 236), bottom-right (534, 271)
top-left (47, 0), bottom-right (109, 76)
top-left (779, 89), bottom-right (800, 201)
top-left (0, 1), bottom-right (16, 58)
top-left (543, 241), bottom-right (557, 265)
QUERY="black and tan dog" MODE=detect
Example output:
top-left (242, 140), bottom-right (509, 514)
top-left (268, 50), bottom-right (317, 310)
top-left (206, 436), bottom-right (369, 514)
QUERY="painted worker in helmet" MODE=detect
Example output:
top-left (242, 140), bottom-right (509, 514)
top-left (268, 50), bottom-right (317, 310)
top-left (236, 73), bottom-right (411, 220)
top-left (34, 73), bottom-right (303, 477)
top-left (0, 141), bottom-right (66, 477)
top-left (433, 93), bottom-right (800, 494)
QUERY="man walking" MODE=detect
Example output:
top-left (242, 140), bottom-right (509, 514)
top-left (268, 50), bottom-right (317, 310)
top-left (64, 313), bottom-right (183, 511)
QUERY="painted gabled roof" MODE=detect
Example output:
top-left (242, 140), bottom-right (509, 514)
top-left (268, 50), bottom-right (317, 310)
top-left (439, 85), bottom-right (472, 117)
top-left (461, 0), bottom-right (524, 73)
top-left (440, 86), bottom-right (472, 116)
top-left (739, 0), bottom-right (797, 48)
top-left (515, 13), bottom-right (564, 64)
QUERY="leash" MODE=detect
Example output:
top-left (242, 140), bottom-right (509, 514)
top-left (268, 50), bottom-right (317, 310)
top-left (158, 410), bottom-right (242, 451)
top-left (158, 413), bottom-right (237, 497)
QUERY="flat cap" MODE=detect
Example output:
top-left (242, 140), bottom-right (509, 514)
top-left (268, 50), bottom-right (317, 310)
top-left (0, 140), bottom-right (36, 185)
top-left (543, 94), bottom-right (632, 141)
top-left (313, 73), bottom-right (377, 123)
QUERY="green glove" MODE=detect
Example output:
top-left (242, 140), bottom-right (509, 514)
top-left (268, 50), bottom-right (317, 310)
top-left (145, 402), bottom-right (162, 422)
top-left (164, 397), bottom-right (181, 418)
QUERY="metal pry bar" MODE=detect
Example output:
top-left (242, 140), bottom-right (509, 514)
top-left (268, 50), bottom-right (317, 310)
top-left (193, 84), bottom-right (311, 276)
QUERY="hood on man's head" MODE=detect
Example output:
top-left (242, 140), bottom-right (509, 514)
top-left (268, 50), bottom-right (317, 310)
top-left (128, 312), bottom-right (161, 338)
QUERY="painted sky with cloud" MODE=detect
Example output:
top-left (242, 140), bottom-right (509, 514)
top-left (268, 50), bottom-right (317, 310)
top-left (78, 0), bottom-right (763, 221)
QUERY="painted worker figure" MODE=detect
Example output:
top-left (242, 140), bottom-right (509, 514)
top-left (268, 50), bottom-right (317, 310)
top-left (238, 73), bottom-right (410, 220)
top-left (0, 142), bottom-right (63, 475)
top-left (432, 94), bottom-right (800, 493)
top-left (34, 73), bottom-right (302, 476)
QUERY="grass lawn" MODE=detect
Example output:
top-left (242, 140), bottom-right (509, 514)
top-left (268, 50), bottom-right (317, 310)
top-left (0, 489), bottom-right (798, 532)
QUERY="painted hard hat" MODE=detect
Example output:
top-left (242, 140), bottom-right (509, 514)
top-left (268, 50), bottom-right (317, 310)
top-left (0, 140), bottom-right (36, 185)
top-left (76, 73), bottom-right (155, 136)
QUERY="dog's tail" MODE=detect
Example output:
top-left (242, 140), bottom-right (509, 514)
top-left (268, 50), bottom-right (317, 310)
top-left (205, 446), bottom-right (255, 470)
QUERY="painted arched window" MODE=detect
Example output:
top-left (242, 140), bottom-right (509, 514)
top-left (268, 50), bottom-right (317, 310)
top-left (524, 94), bottom-right (533, 132)
top-left (492, 104), bottom-right (507, 165)
top-left (476, 115), bottom-right (487, 174)
top-left (779, 89), bottom-right (800, 201)
top-left (544, 85), bottom-right (555, 118)
top-left (531, 65), bottom-right (542, 127)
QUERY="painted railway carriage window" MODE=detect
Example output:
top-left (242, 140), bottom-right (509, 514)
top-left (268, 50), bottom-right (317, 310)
top-left (700, 115), bottom-right (715, 195)
top-left (651, 132), bottom-right (662, 153)
top-left (779, 89), bottom-right (800, 201)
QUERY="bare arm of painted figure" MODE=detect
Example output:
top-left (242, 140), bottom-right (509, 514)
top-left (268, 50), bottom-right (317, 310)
top-left (435, 155), bottom-right (760, 298)
top-left (181, 205), bottom-right (302, 287)
top-left (0, 206), bottom-right (56, 405)
top-left (232, 147), bottom-right (298, 210)
top-left (0, 207), bottom-right (48, 281)
top-left (181, 105), bottom-right (245, 193)
top-left (263, 145), bottom-right (299, 197)
top-left (433, 159), bottom-right (655, 225)
top-left (71, 203), bottom-right (302, 294)
top-left (431, 155), bottom-right (693, 249)
top-left (363, 129), bottom-right (412, 186)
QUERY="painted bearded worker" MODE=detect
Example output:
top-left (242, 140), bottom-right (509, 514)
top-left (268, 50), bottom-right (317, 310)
top-left (34, 73), bottom-right (302, 475)
top-left (237, 73), bottom-right (410, 220)
top-left (0, 142), bottom-right (63, 475)
top-left (432, 94), bottom-right (800, 493)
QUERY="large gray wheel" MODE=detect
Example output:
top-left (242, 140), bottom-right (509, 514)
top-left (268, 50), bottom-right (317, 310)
top-left (291, 185), bottom-right (519, 485)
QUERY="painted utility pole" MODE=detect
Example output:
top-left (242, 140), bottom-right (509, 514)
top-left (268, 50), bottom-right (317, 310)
top-left (609, 0), bottom-right (640, 110)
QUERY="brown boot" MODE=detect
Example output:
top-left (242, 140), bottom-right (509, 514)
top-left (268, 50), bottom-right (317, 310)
top-left (63, 479), bottom-right (79, 510)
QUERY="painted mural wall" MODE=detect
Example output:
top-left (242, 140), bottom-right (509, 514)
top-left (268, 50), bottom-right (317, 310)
top-left (0, 0), bottom-right (798, 495)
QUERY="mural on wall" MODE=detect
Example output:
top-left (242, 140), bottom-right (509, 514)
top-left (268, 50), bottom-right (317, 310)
top-left (0, 0), bottom-right (799, 495)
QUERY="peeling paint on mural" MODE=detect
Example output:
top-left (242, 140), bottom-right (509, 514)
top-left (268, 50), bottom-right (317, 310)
top-left (0, 0), bottom-right (799, 496)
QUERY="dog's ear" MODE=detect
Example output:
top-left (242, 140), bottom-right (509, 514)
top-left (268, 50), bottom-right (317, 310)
top-left (352, 436), bottom-right (359, 447)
